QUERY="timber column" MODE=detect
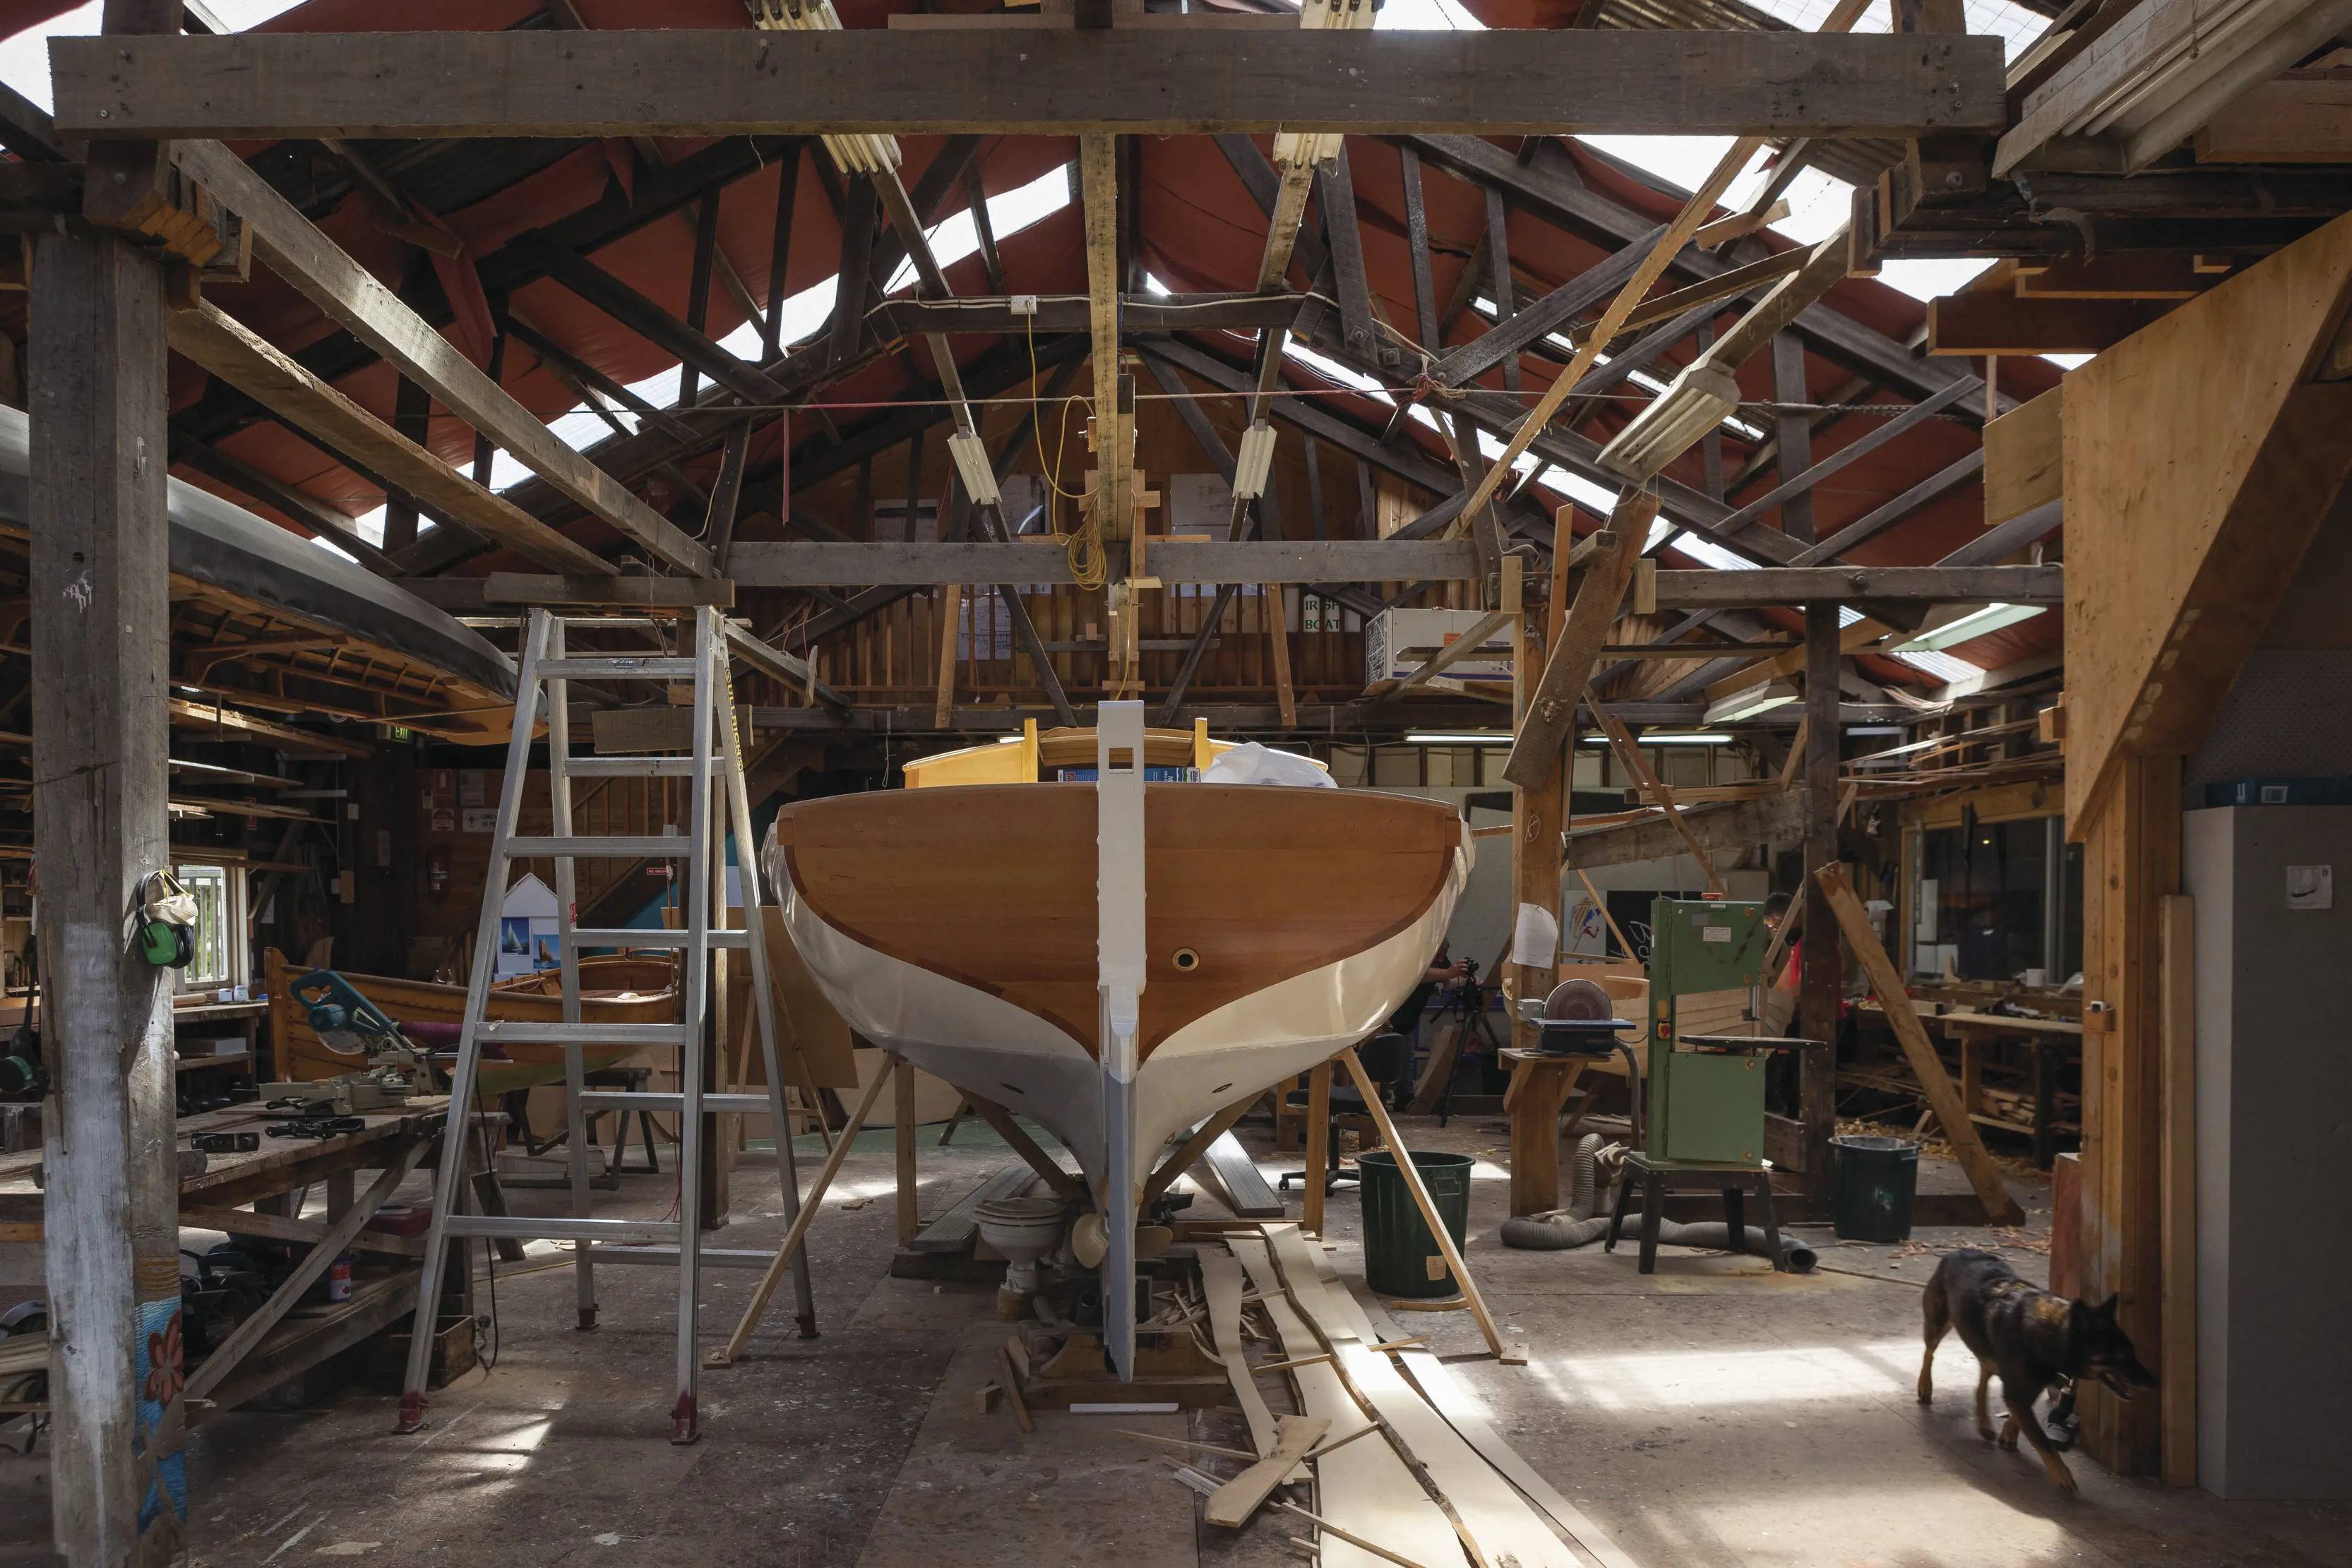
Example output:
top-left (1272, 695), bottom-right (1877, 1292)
top-left (30, 227), bottom-right (181, 1564)
top-left (1798, 603), bottom-right (1841, 1204)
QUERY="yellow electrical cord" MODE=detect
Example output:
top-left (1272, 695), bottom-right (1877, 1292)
top-left (1025, 313), bottom-right (1106, 591)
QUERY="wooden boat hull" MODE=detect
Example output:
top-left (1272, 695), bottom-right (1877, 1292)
top-left (264, 949), bottom-right (681, 1096)
top-left (766, 783), bottom-right (1471, 1194)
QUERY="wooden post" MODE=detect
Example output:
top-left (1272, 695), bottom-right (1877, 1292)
top-left (1814, 865), bottom-right (2024, 1226)
top-left (1770, 333), bottom-right (1815, 542)
top-left (2077, 755), bottom-right (2179, 1476)
top-left (1798, 602), bottom-right (1841, 1202)
top-left (1506, 1057), bottom-right (1581, 1216)
top-left (1506, 556), bottom-right (1555, 1053)
top-left (1301, 1059), bottom-right (1331, 1237)
top-left (1265, 585), bottom-right (1297, 729)
top-left (30, 225), bottom-right (182, 1565)
top-left (1337, 1046), bottom-right (1517, 1363)
top-left (2159, 892), bottom-right (2197, 1488)
top-left (933, 582), bottom-right (961, 729)
top-left (894, 1057), bottom-right (918, 1245)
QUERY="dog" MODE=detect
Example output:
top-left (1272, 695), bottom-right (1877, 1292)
top-left (1917, 1249), bottom-right (2155, 1496)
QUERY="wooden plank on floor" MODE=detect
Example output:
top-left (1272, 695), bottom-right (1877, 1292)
top-left (1226, 1237), bottom-right (1469, 1568)
top-left (1354, 1285), bottom-right (1644, 1568)
top-left (909, 1165), bottom-right (1039, 1255)
top-left (1198, 1247), bottom-right (1284, 1466)
top-left (1203, 1130), bottom-right (1284, 1219)
top-left (1262, 1226), bottom-right (1580, 1568)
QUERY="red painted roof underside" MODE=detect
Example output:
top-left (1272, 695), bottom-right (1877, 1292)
top-left (0, 0), bottom-right (2063, 678)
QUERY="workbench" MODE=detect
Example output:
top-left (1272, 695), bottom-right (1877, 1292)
top-left (0, 1094), bottom-right (497, 1423)
top-left (1849, 1003), bottom-right (2081, 1167)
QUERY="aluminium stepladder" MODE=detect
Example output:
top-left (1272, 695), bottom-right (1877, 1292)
top-left (397, 606), bottom-right (818, 1443)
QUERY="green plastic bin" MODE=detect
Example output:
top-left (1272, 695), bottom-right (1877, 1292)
top-left (1832, 1135), bottom-right (1920, 1242)
top-left (1359, 1149), bottom-right (1474, 1298)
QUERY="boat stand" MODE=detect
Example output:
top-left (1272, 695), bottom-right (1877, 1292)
top-left (396, 606), bottom-right (817, 1443)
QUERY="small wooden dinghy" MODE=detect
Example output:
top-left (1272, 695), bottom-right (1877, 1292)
top-left (265, 947), bottom-right (681, 1096)
top-left (765, 707), bottom-right (1471, 1365)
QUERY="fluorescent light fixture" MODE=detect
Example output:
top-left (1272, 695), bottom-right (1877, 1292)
top-left (948, 430), bottom-right (1001, 508)
top-left (1599, 361), bottom-right (1741, 480)
top-left (1406, 733), bottom-right (1516, 745)
top-left (1231, 421), bottom-right (1277, 500)
top-left (1892, 602), bottom-right (2045, 653)
top-left (1579, 733), bottom-right (1736, 746)
top-left (995, 735), bottom-right (1022, 744)
top-left (1702, 678), bottom-right (1800, 726)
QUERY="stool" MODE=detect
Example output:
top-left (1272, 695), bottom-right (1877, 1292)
top-left (583, 1065), bottom-right (662, 1177)
top-left (1604, 1150), bottom-right (1786, 1274)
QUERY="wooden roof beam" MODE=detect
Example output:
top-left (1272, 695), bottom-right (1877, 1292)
top-left (54, 30), bottom-right (2007, 140)
top-left (166, 302), bottom-right (612, 577)
top-left (173, 140), bottom-right (715, 576)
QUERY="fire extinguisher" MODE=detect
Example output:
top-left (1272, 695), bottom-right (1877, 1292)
top-left (427, 846), bottom-right (450, 897)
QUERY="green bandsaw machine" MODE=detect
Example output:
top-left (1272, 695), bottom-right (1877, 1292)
top-left (1643, 897), bottom-right (1786, 1166)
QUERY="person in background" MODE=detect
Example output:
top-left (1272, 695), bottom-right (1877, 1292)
top-left (1386, 943), bottom-right (1474, 1106)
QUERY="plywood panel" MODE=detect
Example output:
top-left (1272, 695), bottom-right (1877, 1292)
top-left (2063, 210), bottom-right (2352, 833)
top-left (1983, 382), bottom-right (2063, 527)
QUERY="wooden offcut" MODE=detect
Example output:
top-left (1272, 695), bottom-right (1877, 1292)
top-left (1203, 1413), bottom-right (1329, 1526)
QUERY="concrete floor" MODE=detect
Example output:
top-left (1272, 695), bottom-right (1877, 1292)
top-left (6, 1113), bottom-right (2348, 1568)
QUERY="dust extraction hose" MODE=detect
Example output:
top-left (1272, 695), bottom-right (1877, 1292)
top-left (1500, 1134), bottom-right (1817, 1271)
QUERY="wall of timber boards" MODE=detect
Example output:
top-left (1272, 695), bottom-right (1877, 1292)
top-left (401, 765), bottom-right (690, 977)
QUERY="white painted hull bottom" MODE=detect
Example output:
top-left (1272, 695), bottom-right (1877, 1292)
top-left (776, 882), bottom-right (1464, 1204)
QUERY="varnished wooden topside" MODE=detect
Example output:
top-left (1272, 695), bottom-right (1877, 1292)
top-left (775, 784), bottom-right (1461, 1056)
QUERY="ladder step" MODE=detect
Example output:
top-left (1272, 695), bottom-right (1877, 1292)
top-left (478, 1021), bottom-right (688, 1046)
top-left (569, 928), bottom-right (748, 950)
top-left (587, 1246), bottom-right (777, 1270)
top-left (579, 1091), bottom-right (770, 1115)
top-left (506, 835), bottom-right (691, 859)
top-left (443, 1216), bottom-right (679, 1244)
top-left (539, 656), bottom-right (699, 678)
top-left (561, 757), bottom-right (698, 778)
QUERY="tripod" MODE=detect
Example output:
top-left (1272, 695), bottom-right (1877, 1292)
top-left (1425, 977), bottom-right (1507, 1128)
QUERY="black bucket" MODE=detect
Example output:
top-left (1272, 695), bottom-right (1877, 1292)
top-left (1832, 1135), bottom-right (1920, 1242)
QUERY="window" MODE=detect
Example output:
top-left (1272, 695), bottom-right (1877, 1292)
top-left (174, 863), bottom-right (246, 993)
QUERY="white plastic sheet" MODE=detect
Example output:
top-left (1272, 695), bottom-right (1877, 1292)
top-left (1202, 742), bottom-right (1335, 789)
